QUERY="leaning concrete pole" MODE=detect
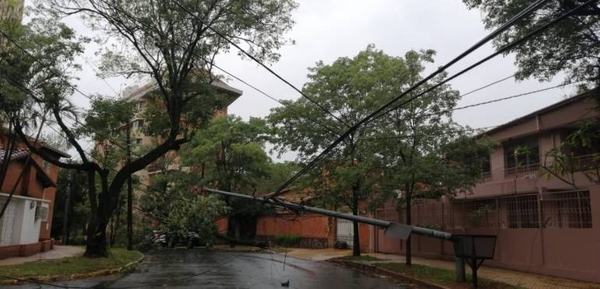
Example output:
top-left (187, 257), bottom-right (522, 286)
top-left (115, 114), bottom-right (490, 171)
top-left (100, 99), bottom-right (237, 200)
top-left (203, 188), bottom-right (452, 241)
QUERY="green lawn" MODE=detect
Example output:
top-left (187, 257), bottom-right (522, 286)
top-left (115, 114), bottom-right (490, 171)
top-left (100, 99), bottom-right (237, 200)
top-left (1, 248), bottom-right (143, 282)
top-left (376, 263), bottom-right (523, 289)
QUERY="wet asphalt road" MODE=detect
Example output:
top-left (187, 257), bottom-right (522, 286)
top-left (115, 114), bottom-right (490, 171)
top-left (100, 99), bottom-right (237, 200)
top-left (6, 249), bottom-right (409, 289)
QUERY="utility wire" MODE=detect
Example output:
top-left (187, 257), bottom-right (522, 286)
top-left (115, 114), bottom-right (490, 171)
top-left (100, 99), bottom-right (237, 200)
top-left (453, 82), bottom-right (575, 111)
top-left (269, 0), bottom-right (554, 197)
top-left (362, 81), bottom-right (577, 141)
top-left (460, 74), bottom-right (515, 98)
top-left (373, 1), bottom-right (594, 121)
top-left (169, 0), bottom-right (352, 129)
top-left (80, 55), bottom-right (120, 96)
top-left (209, 62), bottom-right (342, 136)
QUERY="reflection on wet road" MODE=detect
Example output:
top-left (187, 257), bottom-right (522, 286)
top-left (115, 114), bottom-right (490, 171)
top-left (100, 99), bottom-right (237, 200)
top-left (6, 249), bottom-right (409, 289)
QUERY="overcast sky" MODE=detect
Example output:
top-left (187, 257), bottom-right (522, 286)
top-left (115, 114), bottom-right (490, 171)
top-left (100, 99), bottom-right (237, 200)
top-left (25, 0), bottom-right (578, 157)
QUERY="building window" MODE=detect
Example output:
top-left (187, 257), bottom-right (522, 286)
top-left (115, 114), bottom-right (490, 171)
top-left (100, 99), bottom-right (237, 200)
top-left (481, 154), bottom-right (491, 178)
top-left (541, 191), bottom-right (592, 229)
top-left (132, 120), bottom-right (144, 129)
top-left (501, 195), bottom-right (539, 228)
top-left (504, 138), bottom-right (540, 171)
top-left (136, 101), bottom-right (145, 111)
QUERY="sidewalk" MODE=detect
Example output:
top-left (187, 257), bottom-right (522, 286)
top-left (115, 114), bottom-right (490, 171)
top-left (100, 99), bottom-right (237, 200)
top-left (286, 249), bottom-right (600, 289)
top-left (0, 245), bottom-right (84, 266)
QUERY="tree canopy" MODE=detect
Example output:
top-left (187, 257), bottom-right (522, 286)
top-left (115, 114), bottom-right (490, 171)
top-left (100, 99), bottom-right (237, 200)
top-left (268, 45), bottom-right (494, 259)
top-left (4, 0), bottom-right (297, 257)
top-left (462, 0), bottom-right (600, 87)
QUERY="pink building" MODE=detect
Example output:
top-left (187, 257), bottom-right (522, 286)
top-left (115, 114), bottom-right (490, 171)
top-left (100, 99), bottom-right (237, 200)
top-left (373, 90), bottom-right (600, 283)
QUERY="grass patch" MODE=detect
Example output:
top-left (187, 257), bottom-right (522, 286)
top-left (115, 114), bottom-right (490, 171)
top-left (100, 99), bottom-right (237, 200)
top-left (2, 248), bottom-right (143, 281)
top-left (377, 263), bottom-right (522, 289)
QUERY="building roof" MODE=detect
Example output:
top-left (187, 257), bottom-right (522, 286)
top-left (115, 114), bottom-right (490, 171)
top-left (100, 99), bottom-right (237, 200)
top-left (0, 148), bottom-right (29, 164)
top-left (123, 77), bottom-right (243, 101)
top-left (40, 143), bottom-right (71, 158)
top-left (482, 88), bottom-right (597, 136)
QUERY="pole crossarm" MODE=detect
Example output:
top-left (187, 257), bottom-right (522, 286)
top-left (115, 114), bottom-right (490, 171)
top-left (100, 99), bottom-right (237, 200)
top-left (203, 188), bottom-right (453, 241)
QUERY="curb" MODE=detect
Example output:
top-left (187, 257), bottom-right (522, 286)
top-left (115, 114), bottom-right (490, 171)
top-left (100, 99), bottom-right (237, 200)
top-left (0, 253), bottom-right (145, 286)
top-left (329, 259), bottom-right (451, 289)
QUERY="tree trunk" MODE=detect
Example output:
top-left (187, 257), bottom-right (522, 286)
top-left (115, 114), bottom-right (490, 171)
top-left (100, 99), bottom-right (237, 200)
top-left (84, 171), bottom-right (114, 258)
top-left (352, 185), bottom-right (360, 257)
top-left (405, 191), bottom-right (412, 266)
top-left (84, 219), bottom-right (109, 258)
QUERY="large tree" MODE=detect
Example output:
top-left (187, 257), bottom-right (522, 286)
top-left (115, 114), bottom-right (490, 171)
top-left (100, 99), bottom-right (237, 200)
top-left (10, 0), bottom-right (297, 257)
top-left (181, 115), bottom-right (273, 240)
top-left (269, 45), bottom-right (473, 257)
top-left (462, 0), bottom-right (600, 87)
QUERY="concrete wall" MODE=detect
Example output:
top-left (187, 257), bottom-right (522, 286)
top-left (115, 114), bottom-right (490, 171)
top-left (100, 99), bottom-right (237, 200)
top-left (374, 185), bottom-right (600, 283)
top-left (11, 199), bottom-right (42, 245)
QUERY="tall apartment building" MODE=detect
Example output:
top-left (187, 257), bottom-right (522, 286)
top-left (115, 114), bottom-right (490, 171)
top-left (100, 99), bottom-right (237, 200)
top-left (122, 78), bottom-right (242, 189)
top-left (373, 90), bottom-right (600, 283)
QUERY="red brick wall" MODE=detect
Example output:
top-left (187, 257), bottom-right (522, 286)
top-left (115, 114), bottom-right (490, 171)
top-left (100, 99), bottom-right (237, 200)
top-left (20, 242), bottom-right (42, 257)
top-left (0, 161), bottom-right (26, 194)
top-left (0, 245), bottom-right (21, 259)
top-left (256, 213), bottom-right (333, 239)
top-left (0, 242), bottom-right (50, 260)
top-left (215, 217), bottom-right (229, 235)
top-left (40, 240), bottom-right (52, 252)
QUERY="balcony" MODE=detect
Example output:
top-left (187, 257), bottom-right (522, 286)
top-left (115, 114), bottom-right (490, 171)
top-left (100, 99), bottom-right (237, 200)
top-left (479, 154), bottom-right (599, 184)
top-left (480, 163), bottom-right (540, 183)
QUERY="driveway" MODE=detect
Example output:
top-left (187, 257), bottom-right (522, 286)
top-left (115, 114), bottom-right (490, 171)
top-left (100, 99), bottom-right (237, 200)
top-left (6, 249), bottom-right (409, 288)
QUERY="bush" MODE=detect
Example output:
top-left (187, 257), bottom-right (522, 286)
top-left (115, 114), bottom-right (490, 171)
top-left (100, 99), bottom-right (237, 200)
top-left (273, 233), bottom-right (301, 247)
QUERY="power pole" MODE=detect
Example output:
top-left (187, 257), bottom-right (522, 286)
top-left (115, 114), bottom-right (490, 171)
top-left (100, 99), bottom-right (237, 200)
top-left (126, 121), bottom-right (133, 250)
top-left (62, 170), bottom-right (72, 245)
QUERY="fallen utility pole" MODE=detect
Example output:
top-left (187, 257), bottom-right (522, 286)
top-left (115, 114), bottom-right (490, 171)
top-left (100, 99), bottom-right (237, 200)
top-left (204, 188), bottom-right (452, 241)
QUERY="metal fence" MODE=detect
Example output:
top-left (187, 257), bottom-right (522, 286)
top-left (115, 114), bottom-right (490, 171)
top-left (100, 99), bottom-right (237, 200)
top-left (378, 190), bottom-right (593, 230)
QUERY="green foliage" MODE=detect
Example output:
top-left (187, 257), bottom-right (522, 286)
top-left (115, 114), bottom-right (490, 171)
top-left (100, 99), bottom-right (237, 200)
top-left (269, 45), bottom-right (494, 259)
top-left (256, 161), bottom-right (300, 193)
top-left (82, 97), bottom-right (135, 143)
top-left (182, 115), bottom-right (273, 193)
top-left (15, 0), bottom-right (296, 257)
top-left (541, 120), bottom-right (600, 185)
top-left (462, 0), bottom-right (600, 86)
top-left (140, 169), bottom-right (229, 241)
top-left (51, 170), bottom-right (90, 244)
top-left (273, 233), bottom-right (301, 247)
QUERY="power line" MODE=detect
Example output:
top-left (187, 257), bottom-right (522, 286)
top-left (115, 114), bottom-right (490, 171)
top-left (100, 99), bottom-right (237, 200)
top-left (80, 55), bottom-right (120, 96)
top-left (169, 0), bottom-right (352, 129)
top-left (269, 0), bottom-right (554, 196)
top-left (209, 62), bottom-right (342, 136)
top-left (453, 82), bottom-right (576, 111)
top-left (374, 1), bottom-right (594, 121)
top-left (460, 74), bottom-right (515, 98)
top-left (363, 81), bottom-right (577, 137)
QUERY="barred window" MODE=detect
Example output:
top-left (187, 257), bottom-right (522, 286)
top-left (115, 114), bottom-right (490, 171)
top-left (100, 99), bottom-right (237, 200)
top-left (500, 195), bottom-right (539, 229)
top-left (542, 191), bottom-right (592, 229)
